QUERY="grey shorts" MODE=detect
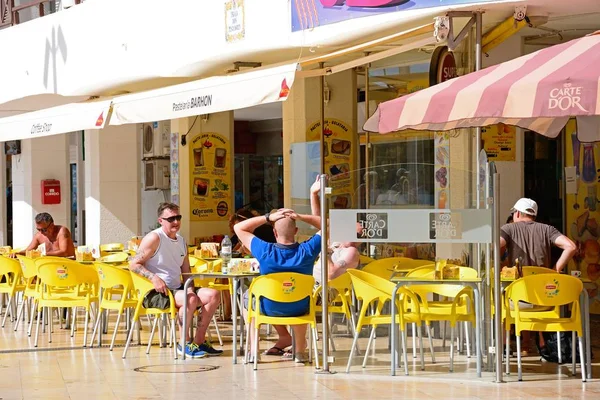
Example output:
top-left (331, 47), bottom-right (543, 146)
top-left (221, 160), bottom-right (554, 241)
top-left (142, 285), bottom-right (184, 309)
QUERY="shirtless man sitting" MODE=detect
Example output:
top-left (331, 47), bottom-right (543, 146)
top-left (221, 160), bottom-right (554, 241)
top-left (18, 212), bottom-right (75, 257)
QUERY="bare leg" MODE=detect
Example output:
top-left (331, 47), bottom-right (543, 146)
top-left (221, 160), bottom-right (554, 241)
top-left (174, 290), bottom-right (200, 344)
top-left (194, 288), bottom-right (220, 344)
top-left (273, 325), bottom-right (293, 350)
top-left (291, 324), bottom-right (307, 354)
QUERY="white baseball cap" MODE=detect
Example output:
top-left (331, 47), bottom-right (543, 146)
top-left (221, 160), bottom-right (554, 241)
top-left (511, 198), bottom-right (538, 216)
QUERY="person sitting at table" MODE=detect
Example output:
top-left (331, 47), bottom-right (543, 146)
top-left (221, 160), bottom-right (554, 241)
top-left (500, 198), bottom-right (576, 355)
top-left (234, 208), bottom-right (322, 362)
top-left (130, 202), bottom-right (223, 358)
top-left (17, 212), bottom-right (75, 258)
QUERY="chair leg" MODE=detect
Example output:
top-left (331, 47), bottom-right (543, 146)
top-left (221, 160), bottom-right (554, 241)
top-left (90, 308), bottom-right (103, 348)
top-left (48, 308), bottom-right (53, 343)
top-left (578, 336), bottom-right (586, 382)
top-left (362, 327), bottom-right (376, 368)
top-left (557, 331), bottom-right (562, 364)
top-left (28, 300), bottom-right (37, 337)
top-left (147, 315), bottom-right (159, 354)
top-left (1, 295), bottom-right (13, 327)
top-left (412, 323), bottom-right (417, 359)
top-left (417, 323), bottom-right (425, 371)
top-left (70, 308), bottom-right (77, 337)
top-left (401, 327), bottom-right (409, 376)
top-left (516, 334), bottom-right (523, 381)
top-left (34, 308), bottom-right (42, 348)
top-left (442, 321), bottom-right (447, 349)
top-left (348, 310), bottom-right (361, 356)
top-left (109, 312), bottom-right (123, 351)
top-left (328, 316), bottom-right (336, 352)
top-left (253, 325), bottom-right (260, 371)
top-left (345, 327), bottom-right (361, 373)
top-left (449, 325), bottom-right (455, 372)
top-left (14, 296), bottom-right (26, 331)
top-left (572, 331), bottom-right (576, 376)
top-left (122, 320), bottom-right (137, 359)
top-left (83, 309), bottom-right (90, 347)
top-left (172, 317), bottom-right (178, 360)
top-left (312, 326), bottom-right (320, 369)
top-left (212, 315), bottom-right (223, 346)
top-left (244, 318), bottom-right (251, 364)
top-left (465, 322), bottom-right (471, 358)
top-left (426, 323), bottom-right (436, 363)
top-left (505, 329), bottom-right (511, 375)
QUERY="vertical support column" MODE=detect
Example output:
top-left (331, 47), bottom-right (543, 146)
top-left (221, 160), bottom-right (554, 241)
top-left (84, 125), bottom-right (141, 248)
top-left (12, 135), bottom-right (70, 248)
top-left (492, 169), bottom-right (503, 383)
top-left (320, 174), bottom-right (330, 372)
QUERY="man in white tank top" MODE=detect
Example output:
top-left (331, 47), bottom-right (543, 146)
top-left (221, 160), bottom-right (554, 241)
top-left (130, 202), bottom-right (223, 358)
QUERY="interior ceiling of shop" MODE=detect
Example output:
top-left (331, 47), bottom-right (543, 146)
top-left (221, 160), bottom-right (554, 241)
top-left (235, 2), bottom-right (600, 124)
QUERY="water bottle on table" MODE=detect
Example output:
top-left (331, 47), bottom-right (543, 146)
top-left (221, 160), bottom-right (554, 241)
top-left (221, 235), bottom-right (232, 272)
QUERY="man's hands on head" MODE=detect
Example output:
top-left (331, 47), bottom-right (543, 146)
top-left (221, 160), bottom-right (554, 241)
top-left (267, 208), bottom-right (294, 223)
top-left (310, 175), bottom-right (322, 195)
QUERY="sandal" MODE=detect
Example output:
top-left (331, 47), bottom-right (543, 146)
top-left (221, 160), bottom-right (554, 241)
top-left (281, 350), bottom-right (294, 361)
top-left (263, 346), bottom-right (286, 356)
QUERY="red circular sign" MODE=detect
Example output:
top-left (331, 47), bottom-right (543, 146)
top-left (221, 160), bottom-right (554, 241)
top-left (216, 201), bottom-right (229, 217)
top-left (429, 46), bottom-right (458, 86)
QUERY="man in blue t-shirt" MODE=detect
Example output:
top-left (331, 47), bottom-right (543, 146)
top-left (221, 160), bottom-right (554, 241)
top-left (234, 208), bottom-right (321, 361)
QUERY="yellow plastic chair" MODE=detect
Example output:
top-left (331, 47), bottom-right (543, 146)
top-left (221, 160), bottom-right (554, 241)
top-left (34, 261), bottom-right (98, 348)
top-left (506, 274), bottom-right (586, 381)
top-left (89, 263), bottom-right (138, 350)
top-left (122, 271), bottom-right (178, 359)
top-left (98, 252), bottom-right (129, 264)
top-left (405, 264), bottom-right (477, 368)
top-left (314, 272), bottom-right (359, 354)
top-left (359, 255), bottom-right (376, 266)
top-left (346, 269), bottom-right (424, 375)
top-left (0, 256), bottom-right (25, 328)
top-left (188, 258), bottom-right (224, 346)
top-left (244, 272), bottom-right (319, 370)
top-left (14, 256), bottom-right (41, 335)
top-left (100, 243), bottom-right (125, 257)
top-left (362, 257), bottom-right (412, 280)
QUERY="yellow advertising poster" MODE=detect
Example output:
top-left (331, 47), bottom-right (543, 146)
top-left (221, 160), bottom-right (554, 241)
top-left (307, 118), bottom-right (355, 209)
top-left (189, 132), bottom-right (232, 221)
top-left (564, 119), bottom-right (600, 313)
top-left (482, 123), bottom-right (516, 161)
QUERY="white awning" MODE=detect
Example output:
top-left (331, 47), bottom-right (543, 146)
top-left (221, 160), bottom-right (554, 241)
top-left (0, 99), bottom-right (111, 141)
top-left (109, 63), bottom-right (299, 125)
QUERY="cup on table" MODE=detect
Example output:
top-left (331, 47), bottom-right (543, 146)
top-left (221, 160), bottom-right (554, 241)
top-left (571, 270), bottom-right (582, 278)
top-left (206, 261), bottom-right (215, 273)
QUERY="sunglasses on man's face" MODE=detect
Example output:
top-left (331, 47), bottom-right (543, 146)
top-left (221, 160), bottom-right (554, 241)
top-left (36, 224), bottom-right (52, 233)
top-left (162, 215), bottom-right (182, 223)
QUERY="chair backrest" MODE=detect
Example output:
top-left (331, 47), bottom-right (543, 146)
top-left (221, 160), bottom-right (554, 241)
top-left (328, 272), bottom-right (352, 292)
top-left (0, 256), bottom-right (22, 285)
top-left (249, 273), bottom-right (314, 303)
top-left (507, 274), bottom-right (583, 307)
top-left (359, 254), bottom-right (376, 266)
top-left (408, 259), bottom-right (436, 268)
top-left (36, 257), bottom-right (99, 286)
top-left (522, 266), bottom-right (557, 276)
top-left (98, 252), bottom-right (129, 263)
top-left (347, 269), bottom-right (418, 315)
top-left (362, 257), bottom-right (409, 280)
top-left (16, 255), bottom-right (37, 279)
top-left (129, 270), bottom-right (159, 299)
top-left (37, 262), bottom-right (85, 291)
top-left (100, 243), bottom-right (125, 252)
top-left (405, 265), bottom-right (435, 278)
top-left (96, 263), bottom-right (133, 292)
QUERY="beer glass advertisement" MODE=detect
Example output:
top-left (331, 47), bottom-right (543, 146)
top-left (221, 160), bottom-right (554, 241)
top-left (307, 118), bottom-right (355, 209)
top-left (189, 132), bottom-right (232, 221)
top-left (565, 119), bottom-right (600, 313)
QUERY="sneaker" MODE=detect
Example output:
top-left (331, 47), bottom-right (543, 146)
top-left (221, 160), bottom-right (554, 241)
top-left (198, 340), bottom-right (224, 356)
top-left (177, 342), bottom-right (207, 359)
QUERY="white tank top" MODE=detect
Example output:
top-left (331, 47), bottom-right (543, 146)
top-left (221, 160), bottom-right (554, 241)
top-left (145, 228), bottom-right (186, 290)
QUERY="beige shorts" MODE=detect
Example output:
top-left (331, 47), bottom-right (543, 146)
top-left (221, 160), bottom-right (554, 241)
top-left (509, 299), bottom-right (535, 311)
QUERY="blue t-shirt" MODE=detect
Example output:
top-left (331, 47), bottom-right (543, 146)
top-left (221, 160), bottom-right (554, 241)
top-left (250, 234), bottom-right (322, 317)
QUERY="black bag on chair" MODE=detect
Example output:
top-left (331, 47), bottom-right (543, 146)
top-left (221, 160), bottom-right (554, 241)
top-left (535, 332), bottom-right (584, 364)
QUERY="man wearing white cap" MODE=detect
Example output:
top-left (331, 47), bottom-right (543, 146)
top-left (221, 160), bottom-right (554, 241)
top-left (500, 198), bottom-right (576, 272)
top-left (500, 198), bottom-right (577, 355)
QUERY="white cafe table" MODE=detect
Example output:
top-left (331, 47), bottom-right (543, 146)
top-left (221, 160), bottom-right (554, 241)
top-left (180, 271), bottom-right (259, 363)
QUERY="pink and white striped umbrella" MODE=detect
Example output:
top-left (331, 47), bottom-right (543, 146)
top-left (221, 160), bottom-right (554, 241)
top-left (364, 31), bottom-right (600, 142)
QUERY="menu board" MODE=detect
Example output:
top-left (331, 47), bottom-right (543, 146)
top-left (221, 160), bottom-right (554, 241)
top-left (482, 123), bottom-right (516, 161)
top-left (307, 118), bottom-right (355, 209)
top-left (189, 132), bottom-right (232, 221)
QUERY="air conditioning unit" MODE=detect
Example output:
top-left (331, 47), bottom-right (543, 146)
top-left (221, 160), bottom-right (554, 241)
top-left (142, 121), bottom-right (171, 158)
top-left (144, 159), bottom-right (170, 190)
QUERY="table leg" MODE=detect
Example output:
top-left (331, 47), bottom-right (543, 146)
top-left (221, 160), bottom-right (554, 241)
top-left (472, 285), bottom-right (482, 378)
top-left (232, 277), bottom-right (239, 364)
top-left (390, 283), bottom-right (400, 376)
top-left (181, 278), bottom-right (193, 360)
top-left (238, 278), bottom-right (245, 355)
top-left (584, 293), bottom-right (591, 379)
